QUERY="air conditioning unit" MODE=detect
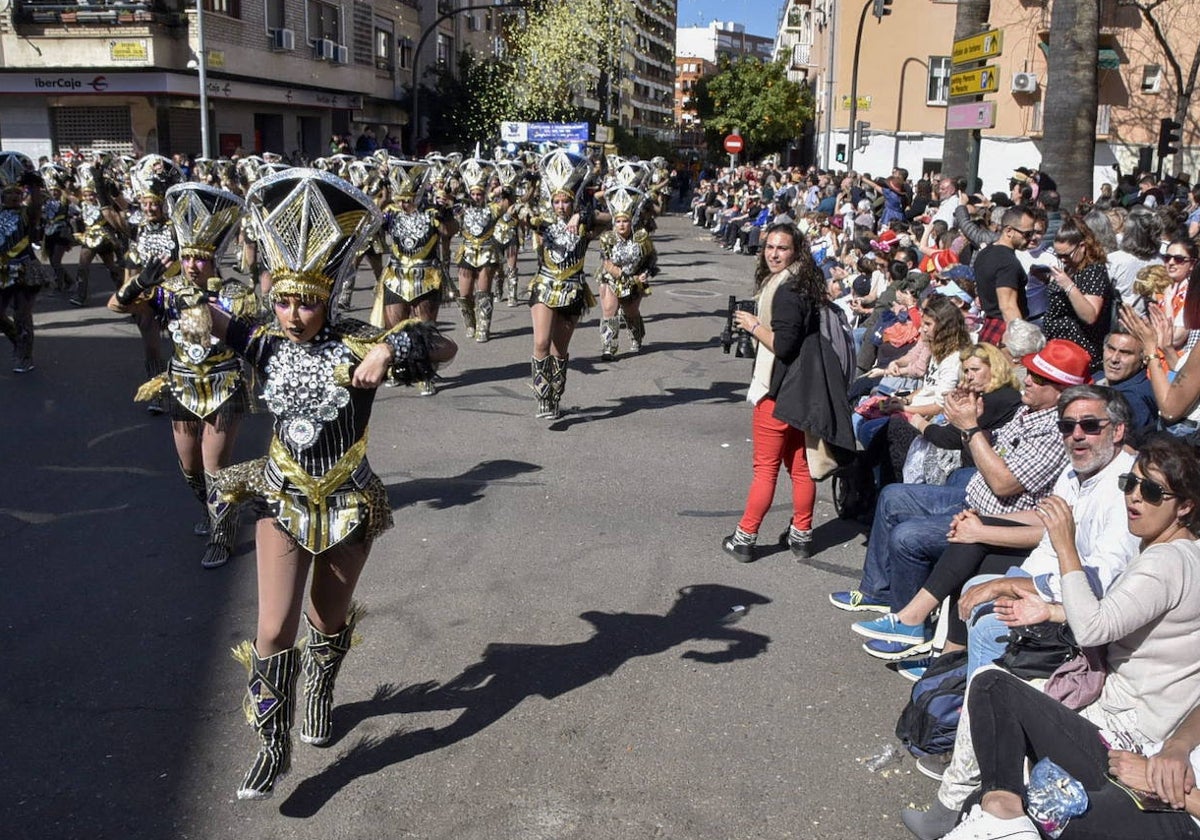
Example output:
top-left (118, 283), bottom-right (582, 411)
top-left (271, 28), bottom-right (295, 51)
top-left (333, 44), bottom-right (348, 64)
top-left (315, 38), bottom-right (336, 59)
top-left (1012, 72), bottom-right (1038, 93)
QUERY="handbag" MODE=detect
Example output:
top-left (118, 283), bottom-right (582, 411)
top-left (997, 620), bottom-right (1080, 680)
top-left (1043, 646), bottom-right (1106, 710)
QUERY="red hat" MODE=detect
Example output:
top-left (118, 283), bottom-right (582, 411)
top-left (870, 229), bottom-right (899, 254)
top-left (1022, 339), bottom-right (1092, 387)
top-left (920, 249), bottom-right (959, 274)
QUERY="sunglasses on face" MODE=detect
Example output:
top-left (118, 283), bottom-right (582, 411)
top-left (1164, 254), bottom-right (1194, 264)
top-left (1027, 371), bottom-right (1049, 386)
top-left (1008, 226), bottom-right (1034, 238)
top-left (1117, 472), bottom-right (1176, 504)
top-left (1056, 417), bottom-right (1111, 436)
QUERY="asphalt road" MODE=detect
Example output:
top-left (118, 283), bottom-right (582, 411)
top-left (1, 212), bottom-right (933, 840)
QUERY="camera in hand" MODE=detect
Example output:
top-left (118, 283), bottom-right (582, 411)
top-left (720, 295), bottom-right (758, 358)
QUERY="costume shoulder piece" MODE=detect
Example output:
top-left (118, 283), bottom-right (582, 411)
top-left (633, 230), bottom-right (651, 244)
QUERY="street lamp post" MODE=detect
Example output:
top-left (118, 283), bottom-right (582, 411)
top-left (195, 0), bottom-right (211, 158)
top-left (408, 0), bottom-right (527, 155)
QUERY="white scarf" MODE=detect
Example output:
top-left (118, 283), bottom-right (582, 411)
top-left (747, 265), bottom-right (795, 405)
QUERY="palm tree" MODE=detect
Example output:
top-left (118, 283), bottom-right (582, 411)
top-left (1040, 0), bottom-right (1099, 206)
top-left (941, 0), bottom-right (990, 182)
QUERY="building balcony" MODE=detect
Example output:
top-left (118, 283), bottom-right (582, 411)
top-left (13, 0), bottom-right (181, 28)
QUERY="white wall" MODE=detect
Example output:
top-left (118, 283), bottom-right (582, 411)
top-left (0, 102), bottom-right (53, 162)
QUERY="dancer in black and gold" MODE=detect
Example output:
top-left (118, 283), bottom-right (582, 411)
top-left (0, 151), bottom-right (45, 373)
top-left (595, 185), bottom-right (657, 360)
top-left (122, 154), bottom-right (184, 415)
top-left (375, 158), bottom-right (447, 395)
top-left (527, 149), bottom-right (597, 419)
top-left (38, 163), bottom-right (77, 294)
top-left (69, 160), bottom-right (127, 307)
top-left (178, 169), bottom-right (457, 800)
top-left (453, 157), bottom-right (506, 342)
top-left (108, 181), bottom-right (252, 569)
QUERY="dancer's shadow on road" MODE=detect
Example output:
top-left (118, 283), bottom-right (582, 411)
top-left (385, 458), bottom-right (543, 511)
top-left (279, 583), bottom-right (771, 817)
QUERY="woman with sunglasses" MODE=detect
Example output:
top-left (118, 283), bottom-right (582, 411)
top-left (1043, 215), bottom-right (1113, 368)
top-left (934, 434), bottom-right (1200, 840)
top-left (1119, 241), bottom-right (1200, 436)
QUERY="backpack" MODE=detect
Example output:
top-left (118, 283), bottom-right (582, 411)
top-left (819, 302), bottom-right (857, 386)
top-left (895, 650), bottom-right (969, 758)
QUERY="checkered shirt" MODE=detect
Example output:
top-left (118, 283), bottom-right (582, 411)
top-left (965, 406), bottom-right (1067, 516)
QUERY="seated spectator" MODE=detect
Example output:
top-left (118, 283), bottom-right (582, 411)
top-left (828, 340), bottom-right (1086, 621)
top-left (904, 342), bottom-right (1023, 483)
top-left (1094, 329), bottom-right (1158, 442)
top-left (910, 435), bottom-right (1200, 840)
top-left (1108, 207), bottom-right (1163, 309)
top-left (853, 385), bottom-right (1136, 669)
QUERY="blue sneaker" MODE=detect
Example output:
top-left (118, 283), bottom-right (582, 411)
top-left (894, 656), bottom-right (933, 683)
top-left (852, 613), bottom-right (928, 644)
top-left (862, 636), bottom-right (933, 661)
top-left (828, 590), bottom-right (889, 613)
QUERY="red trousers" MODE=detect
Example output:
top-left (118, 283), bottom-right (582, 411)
top-left (737, 397), bottom-right (815, 535)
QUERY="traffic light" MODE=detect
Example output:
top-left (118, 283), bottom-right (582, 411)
top-left (856, 120), bottom-right (871, 152)
top-left (835, 143), bottom-right (847, 163)
top-left (1158, 117), bottom-right (1183, 158)
top-left (872, 0), bottom-right (893, 20)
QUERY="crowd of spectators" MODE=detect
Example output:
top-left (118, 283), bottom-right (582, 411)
top-left (700, 158), bottom-right (1200, 840)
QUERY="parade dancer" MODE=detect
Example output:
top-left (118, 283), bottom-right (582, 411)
top-left (375, 158), bottom-right (446, 395)
top-left (38, 163), bottom-right (78, 293)
top-left (69, 161), bottom-right (128, 307)
top-left (338, 156), bottom-right (388, 313)
top-left (492, 157), bottom-right (525, 304)
top-left (182, 169), bottom-right (455, 799)
top-left (452, 157), bottom-right (506, 342)
top-left (527, 149), bottom-right (595, 419)
top-left (123, 155), bottom-right (184, 415)
top-left (0, 152), bottom-right (45, 373)
top-left (108, 182), bottom-right (253, 569)
top-left (595, 185), bottom-right (657, 360)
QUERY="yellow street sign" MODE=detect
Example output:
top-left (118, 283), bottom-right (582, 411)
top-left (949, 65), bottom-right (1000, 97)
top-left (952, 29), bottom-right (1003, 66)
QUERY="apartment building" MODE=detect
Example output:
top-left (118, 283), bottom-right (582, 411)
top-left (773, 0), bottom-right (1200, 194)
top-left (0, 0), bottom-right (510, 162)
top-left (626, 0), bottom-right (677, 141)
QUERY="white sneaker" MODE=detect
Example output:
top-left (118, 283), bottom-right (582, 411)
top-left (942, 805), bottom-right (1039, 840)
top-left (733, 240), bottom-right (742, 253)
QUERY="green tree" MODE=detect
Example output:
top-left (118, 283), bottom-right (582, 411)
top-left (693, 57), bottom-right (814, 159)
top-left (506, 0), bottom-right (635, 122)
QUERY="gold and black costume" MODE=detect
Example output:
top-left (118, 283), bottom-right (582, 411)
top-left (0, 151), bottom-right (45, 371)
top-left (381, 207), bottom-right (446, 303)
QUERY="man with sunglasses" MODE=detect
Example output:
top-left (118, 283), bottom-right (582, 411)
top-left (830, 340), bottom-right (1084, 624)
top-left (972, 206), bottom-right (1034, 346)
top-left (905, 383), bottom-right (1141, 840)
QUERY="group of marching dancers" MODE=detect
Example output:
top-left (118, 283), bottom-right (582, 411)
top-left (0, 142), bottom-right (667, 800)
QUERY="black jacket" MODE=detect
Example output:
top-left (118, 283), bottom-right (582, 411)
top-left (768, 286), bottom-right (857, 454)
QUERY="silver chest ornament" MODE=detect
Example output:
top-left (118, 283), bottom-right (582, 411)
top-left (392, 211), bottom-right (431, 253)
top-left (262, 335), bottom-right (352, 449)
top-left (611, 236), bottom-right (640, 270)
top-left (81, 202), bottom-right (102, 226)
top-left (135, 222), bottom-right (174, 264)
top-left (545, 220), bottom-right (581, 267)
top-left (168, 317), bottom-right (218, 364)
top-left (463, 206), bottom-right (491, 238)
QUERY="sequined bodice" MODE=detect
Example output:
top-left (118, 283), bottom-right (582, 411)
top-left (387, 210), bottom-right (436, 255)
top-left (132, 220), bottom-right (176, 266)
top-left (461, 205), bottom-right (496, 239)
top-left (541, 220), bottom-right (585, 269)
top-left (611, 236), bottom-right (640, 269)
